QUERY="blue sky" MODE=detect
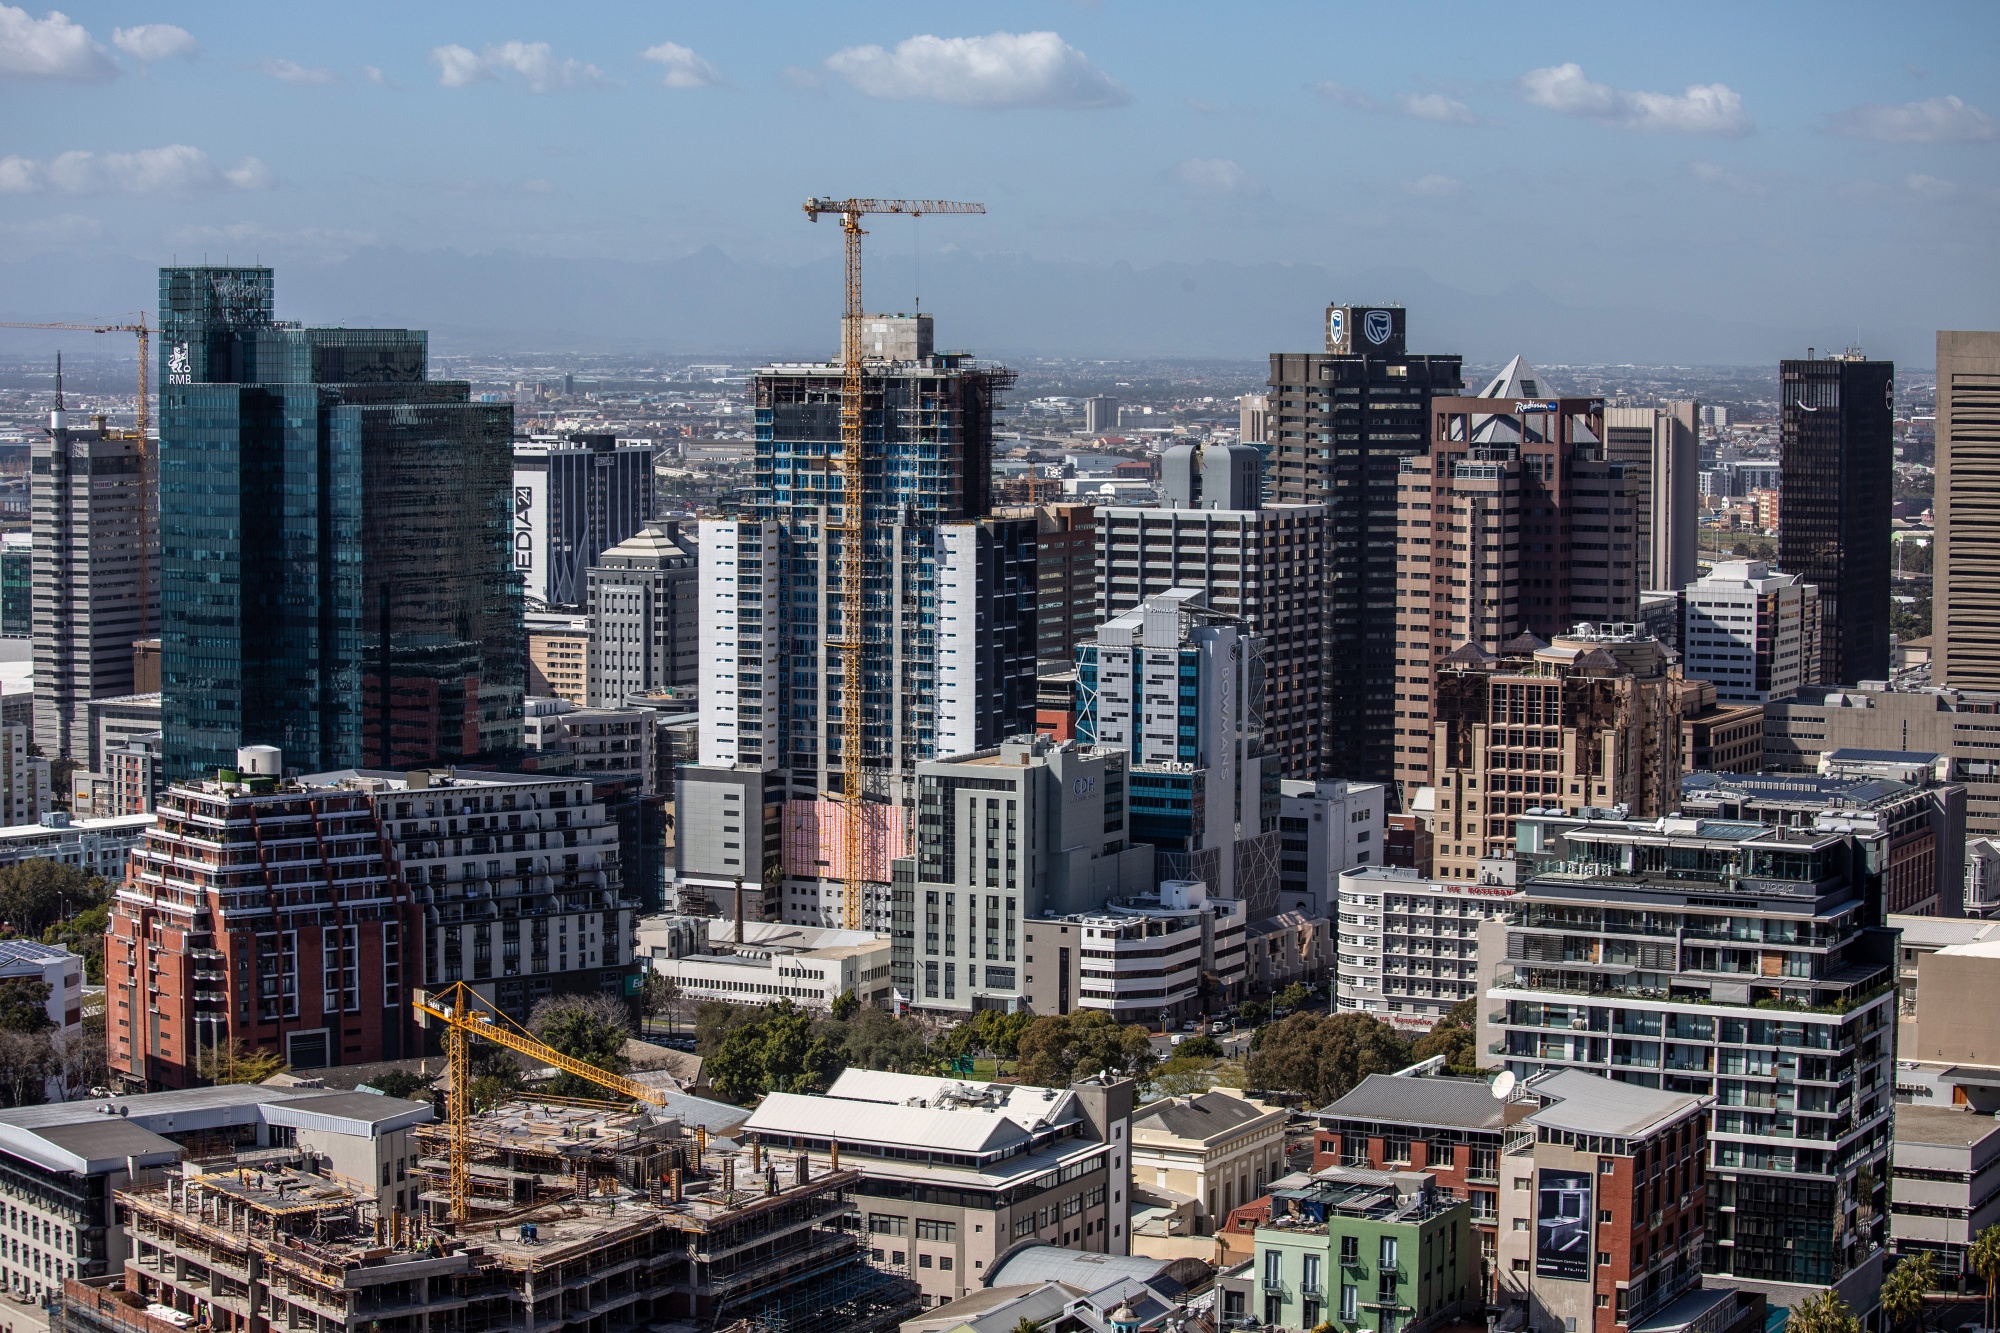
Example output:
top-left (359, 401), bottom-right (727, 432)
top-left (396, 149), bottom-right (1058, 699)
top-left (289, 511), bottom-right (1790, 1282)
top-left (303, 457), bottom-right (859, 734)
top-left (2, 1), bottom-right (1995, 362)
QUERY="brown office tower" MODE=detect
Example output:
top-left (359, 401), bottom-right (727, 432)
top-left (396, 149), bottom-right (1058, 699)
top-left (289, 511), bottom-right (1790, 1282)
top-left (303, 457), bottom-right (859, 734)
top-left (1935, 331), bottom-right (2000, 690)
top-left (1267, 306), bottom-right (1463, 785)
top-left (1422, 629), bottom-right (1683, 880)
top-left (107, 746), bottom-right (417, 1090)
top-left (1394, 376), bottom-right (1638, 798)
top-left (1779, 350), bottom-right (1894, 686)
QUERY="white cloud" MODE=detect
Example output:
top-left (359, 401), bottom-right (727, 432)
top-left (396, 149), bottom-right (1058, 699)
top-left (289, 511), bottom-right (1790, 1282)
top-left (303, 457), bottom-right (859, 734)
top-left (1397, 92), bottom-right (1478, 125)
top-left (165, 220), bottom-right (377, 260)
top-left (0, 212), bottom-right (102, 250)
top-left (260, 57), bottom-right (333, 86)
top-left (1403, 173), bottom-right (1463, 198)
top-left (0, 5), bottom-right (116, 80)
top-left (112, 23), bottom-right (195, 63)
top-left (825, 31), bottom-right (1126, 110)
top-left (1690, 161), bottom-right (1767, 196)
top-left (0, 144), bottom-right (272, 194)
top-left (1904, 173), bottom-right (1959, 201)
top-left (640, 41), bottom-right (721, 89)
top-left (431, 41), bottom-right (609, 93)
top-left (1829, 95), bottom-right (1995, 144)
top-left (1521, 62), bottom-right (1752, 136)
top-left (1313, 81), bottom-right (1377, 110)
top-left (1167, 156), bottom-right (1254, 196)
top-left (362, 64), bottom-right (392, 87)
top-left (521, 177), bottom-right (554, 195)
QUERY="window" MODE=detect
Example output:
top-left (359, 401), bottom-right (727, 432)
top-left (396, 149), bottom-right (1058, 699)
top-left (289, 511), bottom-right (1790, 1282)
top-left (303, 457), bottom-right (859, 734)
top-left (1380, 1236), bottom-right (1399, 1269)
top-left (915, 1220), bottom-right (955, 1242)
top-left (1340, 1235), bottom-right (1359, 1265)
top-left (1340, 1283), bottom-right (1358, 1321)
top-left (917, 1254), bottom-right (931, 1268)
top-left (1302, 1254), bottom-right (1322, 1294)
top-left (939, 1257), bottom-right (953, 1272)
top-left (1263, 1249), bottom-right (1283, 1289)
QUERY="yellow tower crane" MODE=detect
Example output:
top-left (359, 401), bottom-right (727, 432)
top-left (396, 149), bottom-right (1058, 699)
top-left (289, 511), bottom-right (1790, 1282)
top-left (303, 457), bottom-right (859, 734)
top-left (800, 198), bottom-right (985, 931)
top-left (0, 316), bottom-right (154, 635)
top-left (413, 982), bottom-right (675, 1226)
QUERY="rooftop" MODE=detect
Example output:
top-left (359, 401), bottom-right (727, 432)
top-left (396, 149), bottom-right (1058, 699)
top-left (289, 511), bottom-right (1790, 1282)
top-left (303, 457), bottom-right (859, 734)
top-left (1888, 914), bottom-right (2000, 952)
top-left (1317, 1074), bottom-right (1508, 1133)
top-left (1521, 1070), bottom-right (1706, 1140)
top-left (1891, 1104), bottom-right (2000, 1149)
top-left (984, 1244), bottom-right (1187, 1292)
top-left (1131, 1091), bottom-right (1278, 1143)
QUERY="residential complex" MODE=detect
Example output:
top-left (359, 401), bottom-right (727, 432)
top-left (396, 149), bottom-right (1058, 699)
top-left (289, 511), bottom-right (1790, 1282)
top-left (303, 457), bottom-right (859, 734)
top-left (1934, 330), bottom-right (2000, 692)
top-left (1335, 866), bottom-right (1519, 1029)
top-left (510, 431), bottom-right (655, 610)
top-left (1482, 811), bottom-right (1898, 1306)
top-left (1678, 560), bottom-right (1820, 705)
top-left (1266, 305), bottom-right (1465, 785)
top-left (1778, 351), bottom-right (1894, 687)
top-left (743, 1069), bottom-right (1136, 1308)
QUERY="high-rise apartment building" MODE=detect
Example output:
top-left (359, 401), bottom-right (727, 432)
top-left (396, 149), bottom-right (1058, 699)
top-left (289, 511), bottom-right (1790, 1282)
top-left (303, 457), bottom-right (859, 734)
top-left (1678, 561), bottom-right (1820, 705)
top-left (0, 722), bottom-right (50, 825)
top-left (1420, 628), bottom-right (1684, 880)
top-left (677, 316), bottom-right (1022, 927)
top-left (156, 266), bottom-right (521, 779)
top-left (994, 502), bottom-right (1096, 670)
top-left (936, 515), bottom-right (1039, 759)
top-left (1267, 306), bottom-right (1464, 784)
top-left (1779, 351), bottom-right (1894, 686)
top-left (1334, 865), bottom-right (1517, 1029)
top-left (1394, 388), bottom-right (1642, 799)
top-left (512, 433), bottom-right (656, 610)
top-left (110, 750), bottom-right (414, 1089)
top-left (1603, 403), bottom-right (1699, 592)
top-left (1933, 331), bottom-right (2000, 691)
top-left (898, 733), bottom-right (1154, 1011)
top-left (1483, 810), bottom-right (1898, 1306)
top-left (1096, 479), bottom-right (1324, 779)
top-left (33, 379), bottom-right (156, 761)
top-left (585, 520), bottom-right (698, 706)
top-left (1077, 587), bottom-right (1279, 915)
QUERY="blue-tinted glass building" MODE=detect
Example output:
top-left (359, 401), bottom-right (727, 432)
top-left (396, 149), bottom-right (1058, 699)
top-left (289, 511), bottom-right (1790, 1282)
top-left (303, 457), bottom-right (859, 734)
top-left (158, 266), bottom-right (521, 779)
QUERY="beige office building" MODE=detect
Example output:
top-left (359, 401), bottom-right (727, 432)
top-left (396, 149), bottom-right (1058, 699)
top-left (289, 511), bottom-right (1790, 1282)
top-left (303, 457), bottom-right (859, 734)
top-left (1935, 331), bottom-right (2000, 691)
top-left (1603, 402), bottom-right (1699, 592)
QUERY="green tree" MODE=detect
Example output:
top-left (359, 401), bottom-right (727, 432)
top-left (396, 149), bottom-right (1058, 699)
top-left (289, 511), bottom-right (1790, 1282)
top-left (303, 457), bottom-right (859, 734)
top-left (705, 999), bottom-right (855, 1103)
top-left (1145, 1054), bottom-right (1225, 1100)
top-left (1970, 1224), bottom-right (2000, 1331)
top-left (43, 902), bottom-right (110, 985)
top-left (840, 1007), bottom-right (936, 1075)
top-left (639, 972), bottom-right (683, 1032)
top-left (1239, 1000), bottom-right (1270, 1025)
top-left (694, 1000), bottom-right (762, 1056)
top-left (0, 978), bottom-right (52, 1034)
top-left (830, 989), bottom-right (859, 1021)
top-left (1016, 1011), bottom-right (1157, 1088)
top-left (371, 1070), bottom-right (432, 1101)
top-left (1243, 1012), bottom-right (1410, 1106)
top-left (1785, 1290), bottom-right (1862, 1333)
top-left (1408, 999), bottom-right (1481, 1074)
top-left (0, 859), bottom-right (106, 938)
top-left (1881, 1252), bottom-right (1935, 1333)
top-left (1276, 982), bottom-right (1313, 1012)
top-left (197, 1038), bottom-right (286, 1086)
top-left (528, 995), bottom-right (632, 1099)
top-left (1178, 1034), bottom-right (1223, 1059)
top-left (1010, 1317), bottom-right (1044, 1333)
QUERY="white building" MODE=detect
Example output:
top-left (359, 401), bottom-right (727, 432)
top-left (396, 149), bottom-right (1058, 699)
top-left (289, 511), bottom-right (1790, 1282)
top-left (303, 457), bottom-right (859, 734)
top-left (696, 518), bottom-right (782, 773)
top-left (1129, 1090), bottom-right (1286, 1233)
top-left (1023, 880), bottom-right (1249, 1021)
top-left (1680, 560), bottom-right (1819, 705)
top-left (1336, 865), bottom-right (1519, 1032)
top-left (744, 1068), bottom-right (1136, 1308)
top-left (636, 917), bottom-right (891, 1010)
top-left (1968, 837), bottom-right (2000, 916)
top-left (1277, 779), bottom-right (1386, 918)
top-left (0, 722), bottom-right (48, 826)
top-left (0, 810), bottom-right (153, 881)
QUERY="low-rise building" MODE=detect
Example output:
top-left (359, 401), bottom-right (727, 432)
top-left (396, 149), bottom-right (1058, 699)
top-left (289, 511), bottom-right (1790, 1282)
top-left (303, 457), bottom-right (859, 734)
top-left (1679, 680), bottom-right (1764, 775)
top-left (1242, 1166), bottom-right (1476, 1333)
top-left (1313, 1073), bottom-right (1512, 1295)
top-left (636, 917), bottom-right (891, 1010)
top-left (525, 612), bottom-right (590, 705)
top-left (1129, 1091), bottom-right (1287, 1235)
top-left (1889, 1105), bottom-right (2000, 1281)
top-left (1241, 910), bottom-right (1329, 997)
top-left (1336, 866), bottom-right (1518, 1030)
top-left (0, 811), bottom-right (152, 881)
top-left (1495, 1071), bottom-right (1720, 1333)
top-left (743, 1069), bottom-right (1136, 1309)
top-left (1022, 881), bottom-right (1247, 1022)
top-left (1277, 779), bottom-right (1386, 919)
top-left (1905, 938), bottom-right (2000, 1112)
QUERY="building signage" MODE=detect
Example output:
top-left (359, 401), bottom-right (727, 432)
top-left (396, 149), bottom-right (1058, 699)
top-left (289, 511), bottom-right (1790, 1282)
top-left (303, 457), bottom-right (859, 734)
top-left (1326, 306), bottom-right (1349, 355)
top-left (1515, 400), bottom-right (1561, 414)
top-left (1535, 1168), bottom-right (1593, 1281)
top-left (512, 471), bottom-right (547, 605)
top-left (1364, 309), bottom-right (1394, 345)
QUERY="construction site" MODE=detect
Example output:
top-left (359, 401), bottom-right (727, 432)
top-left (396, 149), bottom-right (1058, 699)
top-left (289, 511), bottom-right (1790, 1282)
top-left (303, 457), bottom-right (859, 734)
top-left (53, 982), bottom-right (923, 1333)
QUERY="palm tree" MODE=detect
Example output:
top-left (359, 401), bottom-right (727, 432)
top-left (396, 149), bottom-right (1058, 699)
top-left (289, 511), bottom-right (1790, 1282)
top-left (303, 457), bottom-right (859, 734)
top-left (1010, 1318), bottom-right (1043, 1333)
top-left (1785, 1290), bottom-right (1861, 1333)
top-left (1970, 1225), bottom-right (2000, 1332)
top-left (1881, 1253), bottom-right (1936, 1333)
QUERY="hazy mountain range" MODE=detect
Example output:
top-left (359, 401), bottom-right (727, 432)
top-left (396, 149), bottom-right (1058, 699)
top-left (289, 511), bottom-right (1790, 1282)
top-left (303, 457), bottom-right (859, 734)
top-left (0, 245), bottom-right (1921, 366)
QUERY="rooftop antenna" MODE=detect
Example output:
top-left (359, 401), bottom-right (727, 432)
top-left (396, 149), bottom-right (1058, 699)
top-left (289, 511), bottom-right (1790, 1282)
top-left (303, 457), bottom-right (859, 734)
top-left (913, 213), bottom-right (921, 316)
top-left (54, 352), bottom-right (64, 412)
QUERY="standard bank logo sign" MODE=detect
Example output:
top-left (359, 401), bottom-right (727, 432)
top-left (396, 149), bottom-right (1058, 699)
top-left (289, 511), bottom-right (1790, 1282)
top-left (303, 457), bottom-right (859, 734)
top-left (1364, 310), bottom-right (1394, 346)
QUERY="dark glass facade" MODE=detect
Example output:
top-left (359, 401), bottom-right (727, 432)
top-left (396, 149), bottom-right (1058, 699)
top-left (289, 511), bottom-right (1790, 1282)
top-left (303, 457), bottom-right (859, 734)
top-left (159, 267), bottom-right (520, 779)
top-left (1778, 355), bottom-right (1894, 687)
top-left (1266, 307), bottom-right (1462, 791)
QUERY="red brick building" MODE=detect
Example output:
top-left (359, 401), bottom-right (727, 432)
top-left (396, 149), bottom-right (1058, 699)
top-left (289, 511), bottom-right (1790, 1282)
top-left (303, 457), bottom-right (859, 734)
top-left (109, 772), bottom-right (418, 1090)
top-left (1312, 1072), bottom-right (1513, 1295)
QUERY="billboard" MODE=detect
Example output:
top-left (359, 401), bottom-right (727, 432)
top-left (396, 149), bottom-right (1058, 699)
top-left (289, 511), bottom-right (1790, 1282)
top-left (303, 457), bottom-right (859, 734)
top-left (512, 470), bottom-right (547, 606)
top-left (1535, 1169), bottom-right (1593, 1281)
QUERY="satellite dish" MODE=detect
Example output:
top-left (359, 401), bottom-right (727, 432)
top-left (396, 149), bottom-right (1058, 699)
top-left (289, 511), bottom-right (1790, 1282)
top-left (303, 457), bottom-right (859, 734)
top-left (1490, 1071), bottom-right (1517, 1101)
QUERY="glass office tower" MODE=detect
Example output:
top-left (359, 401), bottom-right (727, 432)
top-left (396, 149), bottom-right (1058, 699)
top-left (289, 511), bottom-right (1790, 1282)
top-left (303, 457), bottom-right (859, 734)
top-left (158, 267), bottom-right (521, 778)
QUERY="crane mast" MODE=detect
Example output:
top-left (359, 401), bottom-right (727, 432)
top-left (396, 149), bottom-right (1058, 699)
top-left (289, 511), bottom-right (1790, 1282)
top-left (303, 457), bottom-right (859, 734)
top-left (801, 198), bottom-right (984, 931)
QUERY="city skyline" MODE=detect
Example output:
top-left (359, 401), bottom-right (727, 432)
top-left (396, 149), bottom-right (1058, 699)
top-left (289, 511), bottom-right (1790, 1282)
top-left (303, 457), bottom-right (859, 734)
top-left (0, 1), bottom-right (1995, 363)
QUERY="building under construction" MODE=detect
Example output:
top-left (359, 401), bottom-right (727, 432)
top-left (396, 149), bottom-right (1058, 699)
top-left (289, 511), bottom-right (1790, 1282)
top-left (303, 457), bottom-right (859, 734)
top-left (54, 1101), bottom-right (920, 1333)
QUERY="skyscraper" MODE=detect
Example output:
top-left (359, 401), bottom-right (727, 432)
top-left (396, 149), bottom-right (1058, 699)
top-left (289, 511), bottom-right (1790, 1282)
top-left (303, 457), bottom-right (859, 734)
top-left (1778, 351), bottom-right (1894, 686)
top-left (1267, 305), bottom-right (1464, 784)
top-left (33, 365), bottom-right (156, 761)
top-left (1679, 560), bottom-right (1820, 705)
top-left (584, 519), bottom-right (699, 706)
top-left (1933, 330), bottom-right (2000, 691)
top-left (512, 433), bottom-right (656, 611)
top-left (1603, 402), bottom-right (1699, 591)
top-left (156, 266), bottom-right (521, 778)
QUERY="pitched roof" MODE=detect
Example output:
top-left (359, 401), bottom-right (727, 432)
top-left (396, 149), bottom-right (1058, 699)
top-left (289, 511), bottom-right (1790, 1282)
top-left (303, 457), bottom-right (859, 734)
top-left (1316, 1074), bottom-right (1506, 1132)
top-left (1132, 1091), bottom-right (1276, 1143)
